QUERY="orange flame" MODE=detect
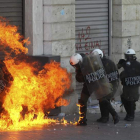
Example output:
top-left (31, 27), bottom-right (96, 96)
top-left (0, 17), bottom-right (72, 131)
top-left (77, 104), bottom-right (84, 124)
top-left (0, 17), bottom-right (29, 56)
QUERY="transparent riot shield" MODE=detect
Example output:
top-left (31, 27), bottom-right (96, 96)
top-left (80, 52), bottom-right (113, 100)
top-left (103, 56), bottom-right (121, 98)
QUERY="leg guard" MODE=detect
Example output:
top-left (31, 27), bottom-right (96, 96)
top-left (78, 99), bottom-right (87, 121)
top-left (99, 99), bottom-right (119, 124)
top-left (107, 99), bottom-right (117, 116)
top-left (122, 99), bottom-right (136, 121)
top-left (97, 99), bottom-right (109, 123)
top-left (106, 99), bottom-right (119, 124)
top-left (99, 99), bottom-right (109, 118)
top-left (99, 101), bottom-right (103, 117)
top-left (121, 97), bottom-right (130, 120)
top-left (77, 99), bottom-right (87, 126)
top-left (128, 101), bottom-right (136, 118)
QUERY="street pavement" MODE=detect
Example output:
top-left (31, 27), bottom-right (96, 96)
top-left (0, 112), bottom-right (140, 140)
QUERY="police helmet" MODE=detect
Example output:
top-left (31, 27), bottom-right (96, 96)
top-left (125, 49), bottom-right (136, 60)
top-left (92, 49), bottom-right (103, 58)
top-left (70, 53), bottom-right (83, 66)
top-left (125, 49), bottom-right (136, 55)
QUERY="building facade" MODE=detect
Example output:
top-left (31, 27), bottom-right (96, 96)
top-left (0, 0), bottom-right (140, 113)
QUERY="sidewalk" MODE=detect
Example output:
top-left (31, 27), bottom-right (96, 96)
top-left (0, 112), bottom-right (140, 140)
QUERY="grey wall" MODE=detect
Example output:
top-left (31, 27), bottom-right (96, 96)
top-left (24, 0), bottom-right (140, 114)
top-left (25, 0), bottom-right (43, 55)
top-left (111, 0), bottom-right (140, 113)
top-left (112, 0), bottom-right (140, 62)
top-left (25, 0), bottom-right (78, 114)
top-left (43, 0), bottom-right (78, 114)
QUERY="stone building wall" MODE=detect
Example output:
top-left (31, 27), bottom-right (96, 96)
top-left (43, 0), bottom-right (78, 114)
top-left (25, 0), bottom-right (78, 114)
top-left (110, 0), bottom-right (140, 113)
top-left (112, 0), bottom-right (140, 62)
top-left (25, 0), bottom-right (140, 114)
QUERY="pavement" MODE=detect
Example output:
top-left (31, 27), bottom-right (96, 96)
top-left (0, 112), bottom-right (140, 140)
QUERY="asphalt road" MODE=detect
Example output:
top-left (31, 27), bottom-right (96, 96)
top-left (0, 112), bottom-right (140, 140)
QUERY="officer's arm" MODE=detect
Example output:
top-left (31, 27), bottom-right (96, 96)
top-left (120, 71), bottom-right (125, 85)
top-left (117, 59), bottom-right (126, 69)
top-left (75, 69), bottom-right (84, 83)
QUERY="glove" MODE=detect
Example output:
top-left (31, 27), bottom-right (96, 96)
top-left (117, 59), bottom-right (126, 69)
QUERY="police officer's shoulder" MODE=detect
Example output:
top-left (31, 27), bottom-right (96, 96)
top-left (118, 59), bottom-right (126, 65)
top-left (135, 59), bottom-right (140, 63)
top-left (117, 59), bottom-right (126, 69)
top-left (134, 60), bottom-right (140, 66)
top-left (80, 53), bottom-right (86, 58)
top-left (102, 56), bottom-right (114, 63)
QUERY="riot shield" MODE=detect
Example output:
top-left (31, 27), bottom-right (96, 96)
top-left (120, 60), bottom-right (140, 101)
top-left (80, 52), bottom-right (113, 100)
top-left (103, 56), bottom-right (121, 98)
top-left (120, 60), bottom-right (140, 87)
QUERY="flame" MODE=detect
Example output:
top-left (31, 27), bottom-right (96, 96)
top-left (77, 104), bottom-right (84, 124)
top-left (0, 17), bottom-right (72, 131)
top-left (0, 17), bottom-right (29, 56)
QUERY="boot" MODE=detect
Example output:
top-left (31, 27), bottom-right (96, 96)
top-left (121, 97), bottom-right (130, 121)
top-left (113, 113), bottom-right (120, 124)
top-left (97, 101), bottom-right (104, 122)
top-left (125, 101), bottom-right (135, 121)
top-left (77, 117), bottom-right (87, 126)
top-left (125, 116), bottom-right (134, 121)
top-left (107, 101), bottom-right (120, 124)
top-left (124, 114), bottom-right (129, 120)
top-left (97, 100), bottom-right (109, 123)
top-left (97, 117), bottom-right (109, 123)
top-left (77, 99), bottom-right (87, 126)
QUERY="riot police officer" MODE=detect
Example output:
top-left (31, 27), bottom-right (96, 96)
top-left (70, 50), bottom-right (120, 125)
top-left (118, 49), bottom-right (140, 121)
top-left (70, 53), bottom-right (89, 126)
top-left (93, 49), bottom-right (120, 124)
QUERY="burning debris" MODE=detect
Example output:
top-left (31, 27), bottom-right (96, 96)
top-left (0, 17), bottom-right (72, 131)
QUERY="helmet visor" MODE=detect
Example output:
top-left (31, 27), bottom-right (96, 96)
top-left (125, 54), bottom-right (135, 60)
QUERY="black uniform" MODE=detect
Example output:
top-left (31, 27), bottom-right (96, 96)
top-left (97, 57), bottom-right (119, 124)
top-left (76, 55), bottom-right (119, 125)
top-left (0, 60), bottom-right (13, 115)
top-left (119, 59), bottom-right (140, 121)
top-left (74, 53), bottom-right (90, 125)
